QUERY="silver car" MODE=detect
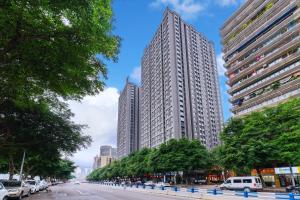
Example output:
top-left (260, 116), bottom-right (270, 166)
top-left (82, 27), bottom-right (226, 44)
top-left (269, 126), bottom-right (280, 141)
top-left (0, 182), bottom-right (8, 200)
top-left (0, 180), bottom-right (30, 200)
top-left (25, 180), bottom-right (39, 193)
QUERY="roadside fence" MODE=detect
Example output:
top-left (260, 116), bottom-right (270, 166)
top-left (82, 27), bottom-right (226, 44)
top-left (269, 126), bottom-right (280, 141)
top-left (92, 182), bottom-right (300, 200)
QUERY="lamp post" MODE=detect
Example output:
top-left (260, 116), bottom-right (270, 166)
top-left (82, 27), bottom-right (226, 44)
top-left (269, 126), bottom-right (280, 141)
top-left (289, 164), bottom-right (296, 187)
top-left (19, 150), bottom-right (26, 181)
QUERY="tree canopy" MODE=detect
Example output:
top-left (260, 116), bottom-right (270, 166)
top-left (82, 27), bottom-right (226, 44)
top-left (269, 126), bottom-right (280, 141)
top-left (87, 139), bottom-right (211, 181)
top-left (219, 98), bottom-right (300, 176)
top-left (0, 0), bottom-right (119, 179)
top-left (0, 0), bottom-right (119, 102)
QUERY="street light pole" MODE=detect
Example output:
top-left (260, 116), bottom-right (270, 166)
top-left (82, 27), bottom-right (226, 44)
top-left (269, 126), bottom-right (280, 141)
top-left (19, 150), bottom-right (26, 181)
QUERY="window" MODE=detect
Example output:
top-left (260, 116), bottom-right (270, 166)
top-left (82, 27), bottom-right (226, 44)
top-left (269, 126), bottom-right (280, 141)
top-left (226, 180), bottom-right (231, 184)
top-left (255, 178), bottom-right (261, 183)
top-left (243, 179), bottom-right (252, 183)
top-left (233, 179), bottom-right (242, 183)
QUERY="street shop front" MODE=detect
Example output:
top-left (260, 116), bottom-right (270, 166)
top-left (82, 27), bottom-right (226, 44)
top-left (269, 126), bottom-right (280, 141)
top-left (275, 166), bottom-right (300, 187)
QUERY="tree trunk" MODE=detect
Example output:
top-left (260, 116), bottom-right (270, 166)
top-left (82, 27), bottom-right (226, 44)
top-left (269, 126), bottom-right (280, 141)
top-left (8, 155), bottom-right (14, 180)
top-left (256, 168), bottom-right (266, 188)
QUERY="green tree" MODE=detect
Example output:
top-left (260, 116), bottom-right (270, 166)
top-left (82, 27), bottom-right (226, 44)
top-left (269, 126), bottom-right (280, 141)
top-left (87, 139), bottom-right (211, 182)
top-left (0, 101), bottom-right (91, 179)
top-left (0, 0), bottom-right (119, 102)
top-left (54, 159), bottom-right (77, 180)
top-left (0, 0), bottom-right (118, 179)
top-left (220, 98), bottom-right (300, 185)
top-left (149, 139), bottom-right (211, 174)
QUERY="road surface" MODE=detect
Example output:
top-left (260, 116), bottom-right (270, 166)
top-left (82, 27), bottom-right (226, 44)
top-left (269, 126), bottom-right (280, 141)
top-left (27, 183), bottom-right (189, 200)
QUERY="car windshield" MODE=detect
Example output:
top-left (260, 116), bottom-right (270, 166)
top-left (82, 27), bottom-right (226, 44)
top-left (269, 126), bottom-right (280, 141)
top-left (0, 180), bottom-right (21, 187)
top-left (26, 181), bottom-right (36, 185)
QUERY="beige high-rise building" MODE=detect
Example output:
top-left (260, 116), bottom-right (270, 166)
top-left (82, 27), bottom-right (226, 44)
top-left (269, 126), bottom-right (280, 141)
top-left (221, 0), bottom-right (300, 116)
top-left (93, 145), bottom-right (117, 169)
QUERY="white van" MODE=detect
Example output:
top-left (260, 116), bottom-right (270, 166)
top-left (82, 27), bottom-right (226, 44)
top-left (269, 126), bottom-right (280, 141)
top-left (220, 176), bottom-right (263, 192)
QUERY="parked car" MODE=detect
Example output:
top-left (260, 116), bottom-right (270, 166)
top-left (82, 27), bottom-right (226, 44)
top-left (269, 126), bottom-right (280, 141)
top-left (25, 180), bottom-right (39, 193)
top-left (0, 180), bottom-right (31, 199)
top-left (130, 181), bottom-right (142, 187)
top-left (74, 181), bottom-right (80, 185)
top-left (144, 181), bottom-right (155, 188)
top-left (40, 180), bottom-right (48, 190)
top-left (155, 182), bottom-right (171, 188)
top-left (220, 176), bottom-right (263, 192)
top-left (0, 182), bottom-right (8, 200)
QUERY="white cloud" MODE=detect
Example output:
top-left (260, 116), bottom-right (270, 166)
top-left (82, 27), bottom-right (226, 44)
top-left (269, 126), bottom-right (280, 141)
top-left (216, 0), bottom-right (245, 6)
top-left (68, 87), bottom-right (119, 168)
top-left (217, 53), bottom-right (226, 77)
top-left (130, 66), bottom-right (141, 84)
top-left (151, 0), bottom-right (205, 20)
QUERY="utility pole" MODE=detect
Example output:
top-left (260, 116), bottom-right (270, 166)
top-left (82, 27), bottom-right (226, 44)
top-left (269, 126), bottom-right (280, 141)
top-left (19, 150), bottom-right (26, 181)
top-left (289, 164), bottom-right (296, 187)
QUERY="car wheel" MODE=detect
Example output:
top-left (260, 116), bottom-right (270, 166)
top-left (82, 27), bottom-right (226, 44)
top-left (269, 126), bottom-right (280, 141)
top-left (3, 196), bottom-right (8, 200)
top-left (27, 190), bottom-right (31, 197)
top-left (244, 187), bottom-right (251, 193)
top-left (18, 193), bottom-right (23, 200)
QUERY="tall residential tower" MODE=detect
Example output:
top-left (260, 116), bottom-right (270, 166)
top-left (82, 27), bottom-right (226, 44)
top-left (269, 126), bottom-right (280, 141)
top-left (139, 8), bottom-right (223, 149)
top-left (221, 0), bottom-right (300, 116)
top-left (117, 79), bottom-right (139, 158)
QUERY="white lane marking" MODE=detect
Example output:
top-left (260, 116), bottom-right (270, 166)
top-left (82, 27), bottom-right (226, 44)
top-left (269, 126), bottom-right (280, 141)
top-left (76, 190), bottom-right (84, 195)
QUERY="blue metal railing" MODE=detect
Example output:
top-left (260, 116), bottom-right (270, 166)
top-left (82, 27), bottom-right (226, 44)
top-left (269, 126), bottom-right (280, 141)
top-left (95, 182), bottom-right (300, 199)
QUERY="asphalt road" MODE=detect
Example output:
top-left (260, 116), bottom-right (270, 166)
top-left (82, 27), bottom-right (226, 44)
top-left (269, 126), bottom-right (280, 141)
top-left (27, 183), bottom-right (189, 200)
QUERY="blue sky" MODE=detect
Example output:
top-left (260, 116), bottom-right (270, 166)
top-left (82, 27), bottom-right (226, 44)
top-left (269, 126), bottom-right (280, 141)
top-left (72, 0), bottom-right (247, 168)
top-left (104, 0), bottom-right (245, 121)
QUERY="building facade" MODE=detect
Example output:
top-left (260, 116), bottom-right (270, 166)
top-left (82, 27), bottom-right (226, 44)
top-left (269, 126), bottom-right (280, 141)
top-left (93, 145), bottom-right (117, 169)
top-left (117, 79), bottom-right (139, 158)
top-left (221, 0), bottom-right (300, 116)
top-left (92, 155), bottom-right (100, 170)
top-left (139, 8), bottom-right (223, 149)
top-left (100, 145), bottom-right (117, 158)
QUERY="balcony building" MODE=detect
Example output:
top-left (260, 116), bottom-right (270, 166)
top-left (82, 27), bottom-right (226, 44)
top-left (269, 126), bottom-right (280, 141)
top-left (221, 0), bottom-right (300, 116)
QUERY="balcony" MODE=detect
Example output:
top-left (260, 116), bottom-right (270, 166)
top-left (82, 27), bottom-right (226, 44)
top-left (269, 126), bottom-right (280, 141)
top-left (226, 11), bottom-right (299, 74)
top-left (231, 77), bottom-right (300, 114)
top-left (224, 0), bottom-right (288, 53)
top-left (226, 17), bottom-right (300, 74)
top-left (228, 34), bottom-right (300, 86)
top-left (228, 46), bottom-right (300, 94)
top-left (221, 0), bottom-right (259, 38)
top-left (224, 3), bottom-right (298, 63)
top-left (230, 63), bottom-right (300, 102)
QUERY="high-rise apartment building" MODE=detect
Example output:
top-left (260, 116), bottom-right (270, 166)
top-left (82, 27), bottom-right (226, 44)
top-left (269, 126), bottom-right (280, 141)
top-left (117, 79), bottom-right (139, 158)
top-left (221, 0), bottom-right (300, 116)
top-left (139, 8), bottom-right (223, 149)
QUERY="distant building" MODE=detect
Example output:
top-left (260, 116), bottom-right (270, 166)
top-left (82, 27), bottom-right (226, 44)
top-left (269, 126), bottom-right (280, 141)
top-left (221, 0), bottom-right (300, 116)
top-left (117, 79), bottom-right (140, 158)
top-left (92, 155), bottom-right (100, 170)
top-left (100, 145), bottom-right (117, 158)
top-left (93, 145), bottom-right (117, 169)
top-left (98, 156), bottom-right (114, 168)
top-left (139, 8), bottom-right (223, 149)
